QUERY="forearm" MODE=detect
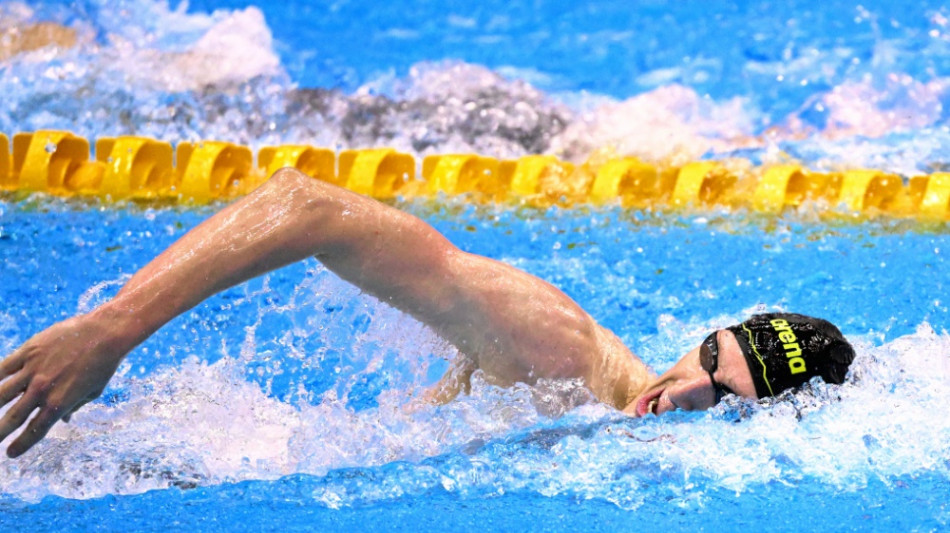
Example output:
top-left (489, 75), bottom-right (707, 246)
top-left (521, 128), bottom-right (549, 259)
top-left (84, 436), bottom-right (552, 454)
top-left (0, 169), bottom-right (468, 457)
top-left (100, 169), bottom-right (372, 352)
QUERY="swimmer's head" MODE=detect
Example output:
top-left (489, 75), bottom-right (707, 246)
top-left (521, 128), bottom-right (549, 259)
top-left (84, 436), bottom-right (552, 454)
top-left (725, 313), bottom-right (854, 399)
top-left (629, 313), bottom-right (855, 417)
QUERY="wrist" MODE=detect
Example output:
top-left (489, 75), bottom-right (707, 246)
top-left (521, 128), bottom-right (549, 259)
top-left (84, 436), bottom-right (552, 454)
top-left (87, 301), bottom-right (151, 360)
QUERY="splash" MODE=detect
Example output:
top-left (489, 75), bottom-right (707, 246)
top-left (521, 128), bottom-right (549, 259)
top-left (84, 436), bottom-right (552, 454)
top-left (105, 6), bottom-right (281, 92)
top-left (1, 0), bottom-right (950, 513)
top-left (548, 84), bottom-right (757, 164)
top-left (1, 278), bottom-right (948, 509)
top-left (0, 0), bottom-right (287, 144)
top-left (3, 0), bottom-right (950, 173)
top-left (0, 0), bottom-right (279, 91)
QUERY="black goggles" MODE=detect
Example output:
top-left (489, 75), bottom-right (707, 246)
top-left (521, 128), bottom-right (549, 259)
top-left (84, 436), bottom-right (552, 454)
top-left (699, 331), bottom-right (736, 404)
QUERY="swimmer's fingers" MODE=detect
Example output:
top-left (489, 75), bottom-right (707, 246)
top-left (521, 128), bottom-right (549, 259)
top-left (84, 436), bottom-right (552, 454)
top-left (7, 403), bottom-right (62, 458)
top-left (0, 390), bottom-right (41, 457)
top-left (0, 373), bottom-right (29, 410)
top-left (0, 348), bottom-right (25, 382)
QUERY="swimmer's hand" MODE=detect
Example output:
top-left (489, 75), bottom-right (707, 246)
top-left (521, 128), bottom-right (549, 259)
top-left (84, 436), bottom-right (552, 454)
top-left (0, 309), bottom-right (128, 458)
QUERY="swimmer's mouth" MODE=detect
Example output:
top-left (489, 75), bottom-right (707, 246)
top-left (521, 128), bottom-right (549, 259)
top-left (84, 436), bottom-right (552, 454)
top-left (636, 389), bottom-right (664, 417)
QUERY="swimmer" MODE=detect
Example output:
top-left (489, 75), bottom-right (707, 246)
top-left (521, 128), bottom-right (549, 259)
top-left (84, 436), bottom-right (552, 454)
top-left (0, 168), bottom-right (855, 458)
top-left (0, 22), bottom-right (77, 62)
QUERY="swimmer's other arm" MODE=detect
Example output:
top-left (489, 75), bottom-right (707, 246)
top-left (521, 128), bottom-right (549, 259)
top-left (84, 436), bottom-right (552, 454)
top-left (0, 168), bottom-right (602, 457)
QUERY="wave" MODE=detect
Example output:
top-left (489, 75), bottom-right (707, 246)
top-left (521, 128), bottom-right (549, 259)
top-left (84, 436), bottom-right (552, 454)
top-left (2, 298), bottom-right (947, 508)
top-left (1, 0), bottom-right (950, 174)
top-left (1, 0), bottom-right (949, 508)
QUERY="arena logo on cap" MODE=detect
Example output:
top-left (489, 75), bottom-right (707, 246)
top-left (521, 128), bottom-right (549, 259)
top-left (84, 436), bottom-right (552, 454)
top-left (770, 318), bottom-right (807, 374)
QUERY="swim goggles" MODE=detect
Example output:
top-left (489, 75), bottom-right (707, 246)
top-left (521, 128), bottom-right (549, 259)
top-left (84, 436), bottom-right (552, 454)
top-left (700, 331), bottom-right (736, 404)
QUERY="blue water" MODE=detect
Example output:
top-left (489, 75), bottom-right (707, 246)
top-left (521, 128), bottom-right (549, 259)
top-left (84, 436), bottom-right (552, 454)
top-left (2, 0), bottom-right (950, 531)
top-left (159, 0), bottom-right (950, 119)
top-left (2, 201), bottom-right (949, 530)
top-left (3, 475), bottom-right (949, 531)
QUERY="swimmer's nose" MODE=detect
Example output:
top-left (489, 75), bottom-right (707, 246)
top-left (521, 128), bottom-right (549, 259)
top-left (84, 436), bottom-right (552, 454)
top-left (666, 376), bottom-right (715, 411)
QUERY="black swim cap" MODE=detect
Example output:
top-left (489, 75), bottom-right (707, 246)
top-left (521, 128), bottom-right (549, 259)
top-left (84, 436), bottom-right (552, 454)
top-left (725, 313), bottom-right (855, 399)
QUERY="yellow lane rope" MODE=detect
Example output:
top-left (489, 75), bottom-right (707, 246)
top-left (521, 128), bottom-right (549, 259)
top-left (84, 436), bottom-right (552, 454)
top-left (1, 130), bottom-right (947, 218)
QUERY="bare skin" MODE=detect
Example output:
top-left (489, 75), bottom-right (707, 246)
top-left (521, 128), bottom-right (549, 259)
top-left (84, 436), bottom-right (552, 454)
top-left (0, 22), bottom-right (77, 62)
top-left (0, 168), bottom-right (754, 458)
top-left (625, 330), bottom-right (757, 417)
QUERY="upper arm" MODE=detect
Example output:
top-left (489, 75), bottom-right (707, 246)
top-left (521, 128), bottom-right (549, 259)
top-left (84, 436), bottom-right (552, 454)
top-left (310, 192), bottom-right (594, 368)
top-left (312, 193), bottom-right (466, 326)
top-left (441, 251), bottom-right (599, 378)
top-left (297, 175), bottom-right (599, 374)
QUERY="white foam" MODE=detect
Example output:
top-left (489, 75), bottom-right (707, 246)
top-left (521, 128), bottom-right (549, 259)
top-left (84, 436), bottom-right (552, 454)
top-left (3, 2), bottom-right (950, 504)
top-left (122, 7), bottom-right (281, 91)
top-left (819, 75), bottom-right (946, 139)
top-left (548, 84), bottom-right (756, 164)
top-left (0, 3), bottom-right (35, 30)
top-left (4, 1), bottom-right (950, 173)
top-left (1, 0), bottom-right (279, 89)
top-left (79, 3), bottom-right (281, 92)
top-left (0, 310), bottom-right (947, 506)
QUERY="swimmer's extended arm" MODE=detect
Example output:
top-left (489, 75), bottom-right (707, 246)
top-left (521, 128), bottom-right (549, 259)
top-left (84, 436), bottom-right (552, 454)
top-left (0, 168), bottom-right (604, 457)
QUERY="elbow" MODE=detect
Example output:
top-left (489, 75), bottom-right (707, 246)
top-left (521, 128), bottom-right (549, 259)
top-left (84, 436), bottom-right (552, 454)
top-left (257, 167), bottom-right (372, 257)
top-left (266, 167), bottom-right (322, 198)
top-left (264, 167), bottom-right (359, 213)
top-left (262, 168), bottom-right (337, 219)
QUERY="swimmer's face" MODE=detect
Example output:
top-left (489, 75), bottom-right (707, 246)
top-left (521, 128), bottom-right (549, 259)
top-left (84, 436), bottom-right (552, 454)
top-left (629, 329), bottom-right (757, 417)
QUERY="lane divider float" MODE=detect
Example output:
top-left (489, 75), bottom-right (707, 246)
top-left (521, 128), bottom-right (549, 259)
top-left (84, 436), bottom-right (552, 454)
top-left (502, 155), bottom-right (574, 197)
top-left (0, 129), bottom-right (949, 219)
top-left (14, 130), bottom-right (91, 193)
top-left (339, 148), bottom-right (414, 198)
top-left (0, 133), bottom-right (9, 190)
top-left (176, 141), bottom-right (254, 202)
top-left (921, 173), bottom-right (950, 218)
top-left (96, 136), bottom-right (174, 199)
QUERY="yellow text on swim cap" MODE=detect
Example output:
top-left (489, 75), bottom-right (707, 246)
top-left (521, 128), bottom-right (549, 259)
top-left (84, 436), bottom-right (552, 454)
top-left (770, 319), bottom-right (807, 375)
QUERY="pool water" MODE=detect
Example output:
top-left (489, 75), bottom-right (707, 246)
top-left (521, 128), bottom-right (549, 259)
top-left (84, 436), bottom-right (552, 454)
top-left (2, 0), bottom-right (950, 530)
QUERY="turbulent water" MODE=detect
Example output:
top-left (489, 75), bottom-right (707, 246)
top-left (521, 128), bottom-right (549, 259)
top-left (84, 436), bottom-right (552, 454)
top-left (1, 0), bottom-right (949, 527)
top-left (3, 0), bottom-right (950, 172)
top-left (1, 202), bottom-right (948, 517)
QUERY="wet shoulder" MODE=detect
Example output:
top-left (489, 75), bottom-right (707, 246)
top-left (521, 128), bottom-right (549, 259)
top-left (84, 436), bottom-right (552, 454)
top-left (586, 326), bottom-right (654, 409)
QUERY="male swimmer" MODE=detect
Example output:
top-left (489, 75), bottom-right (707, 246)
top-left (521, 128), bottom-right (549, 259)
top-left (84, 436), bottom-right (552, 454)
top-left (0, 168), bottom-right (855, 458)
